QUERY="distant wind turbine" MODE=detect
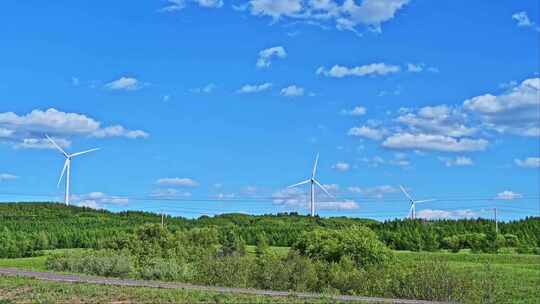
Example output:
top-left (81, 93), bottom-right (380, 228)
top-left (46, 135), bottom-right (99, 205)
top-left (399, 185), bottom-right (435, 219)
top-left (288, 153), bottom-right (333, 217)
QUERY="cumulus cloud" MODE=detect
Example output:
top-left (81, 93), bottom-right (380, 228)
top-left (439, 156), bottom-right (474, 167)
top-left (395, 105), bottom-right (477, 138)
top-left (156, 177), bottom-right (199, 187)
top-left (73, 192), bottom-right (129, 209)
top-left (256, 46), bottom-right (287, 68)
top-left (512, 11), bottom-right (539, 31)
top-left (496, 190), bottom-right (523, 200)
top-left (104, 77), bottom-right (142, 91)
top-left (463, 78), bottom-right (540, 137)
top-left (382, 133), bottom-right (488, 152)
top-left (0, 173), bottom-right (18, 182)
top-left (0, 108), bottom-right (148, 149)
top-left (160, 0), bottom-right (223, 12)
top-left (348, 126), bottom-right (387, 140)
top-left (348, 185), bottom-right (398, 198)
top-left (341, 106), bottom-right (366, 116)
top-left (150, 188), bottom-right (192, 198)
top-left (416, 209), bottom-right (478, 220)
top-left (248, 0), bottom-right (409, 33)
top-left (191, 83), bottom-right (217, 94)
top-left (332, 161), bottom-right (351, 172)
top-left (280, 85), bottom-right (305, 97)
top-left (317, 63), bottom-right (400, 78)
top-left (515, 157), bottom-right (540, 169)
top-left (237, 83), bottom-right (272, 94)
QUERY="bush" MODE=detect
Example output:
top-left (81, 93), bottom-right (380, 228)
top-left (46, 249), bottom-right (133, 278)
top-left (293, 226), bottom-right (393, 268)
top-left (138, 257), bottom-right (194, 281)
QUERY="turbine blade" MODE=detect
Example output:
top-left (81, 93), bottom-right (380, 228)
top-left (399, 184), bottom-right (413, 201)
top-left (312, 153), bottom-right (319, 178)
top-left (57, 159), bottom-right (68, 188)
top-left (70, 148), bottom-right (100, 158)
top-left (288, 180), bottom-right (310, 188)
top-left (314, 179), bottom-right (333, 197)
top-left (408, 204), bottom-right (414, 218)
top-left (415, 199), bottom-right (436, 204)
top-left (46, 135), bottom-right (68, 157)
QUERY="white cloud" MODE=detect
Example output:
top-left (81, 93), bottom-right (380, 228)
top-left (317, 63), bottom-right (400, 78)
top-left (0, 108), bottom-right (148, 148)
top-left (512, 11), bottom-right (538, 30)
top-left (439, 156), bottom-right (474, 167)
top-left (92, 126), bottom-right (149, 139)
top-left (515, 157), bottom-right (540, 169)
top-left (396, 105), bottom-right (477, 138)
top-left (14, 137), bottom-right (72, 150)
top-left (156, 177), bottom-right (199, 187)
top-left (416, 209), bottom-right (478, 220)
top-left (496, 190), bottom-right (523, 200)
top-left (191, 83), bottom-right (217, 94)
top-left (160, 0), bottom-right (223, 12)
top-left (280, 85), bottom-right (305, 97)
top-left (237, 83), bottom-right (272, 94)
top-left (249, 0), bottom-right (303, 19)
top-left (332, 161), bottom-right (351, 172)
top-left (382, 133), bottom-right (488, 152)
top-left (463, 78), bottom-right (540, 137)
top-left (151, 188), bottom-right (192, 198)
top-left (406, 63), bottom-right (423, 72)
top-left (104, 77), bottom-right (141, 91)
top-left (248, 0), bottom-right (409, 33)
top-left (73, 192), bottom-right (129, 209)
top-left (341, 106), bottom-right (366, 116)
top-left (348, 185), bottom-right (397, 198)
top-left (323, 184), bottom-right (340, 191)
top-left (256, 46), bottom-right (287, 68)
top-left (348, 126), bottom-right (387, 140)
top-left (0, 173), bottom-right (18, 182)
top-left (406, 63), bottom-right (438, 73)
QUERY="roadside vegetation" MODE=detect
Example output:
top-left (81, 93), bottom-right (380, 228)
top-left (1, 203), bottom-right (539, 303)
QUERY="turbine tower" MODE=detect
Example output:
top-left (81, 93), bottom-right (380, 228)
top-left (46, 135), bottom-right (99, 205)
top-left (399, 185), bottom-right (435, 219)
top-left (288, 153), bottom-right (333, 217)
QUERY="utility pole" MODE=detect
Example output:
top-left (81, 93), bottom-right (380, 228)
top-left (494, 208), bottom-right (498, 234)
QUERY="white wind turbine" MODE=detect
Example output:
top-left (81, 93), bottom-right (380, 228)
top-left (288, 153), bottom-right (333, 217)
top-left (399, 185), bottom-right (435, 220)
top-left (46, 135), bottom-right (99, 205)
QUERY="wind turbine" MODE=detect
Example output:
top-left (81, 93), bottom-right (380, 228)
top-left (399, 185), bottom-right (435, 220)
top-left (46, 135), bottom-right (99, 205)
top-left (288, 153), bottom-right (333, 217)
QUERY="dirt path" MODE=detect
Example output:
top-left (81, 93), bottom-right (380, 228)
top-left (0, 267), bottom-right (450, 304)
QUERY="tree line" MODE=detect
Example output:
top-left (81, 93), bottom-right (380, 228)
top-left (1, 202), bottom-right (539, 258)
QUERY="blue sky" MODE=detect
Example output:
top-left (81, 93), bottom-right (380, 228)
top-left (0, 0), bottom-right (538, 220)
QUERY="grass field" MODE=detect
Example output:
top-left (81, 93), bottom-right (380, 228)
top-left (0, 276), bottom-right (341, 304)
top-left (1, 248), bottom-right (539, 303)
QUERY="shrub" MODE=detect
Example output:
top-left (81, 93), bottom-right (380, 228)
top-left (293, 226), bottom-right (393, 268)
top-left (46, 249), bottom-right (133, 278)
top-left (138, 257), bottom-right (194, 282)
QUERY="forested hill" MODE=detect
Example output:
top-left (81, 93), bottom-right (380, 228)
top-left (1, 202), bottom-right (539, 258)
